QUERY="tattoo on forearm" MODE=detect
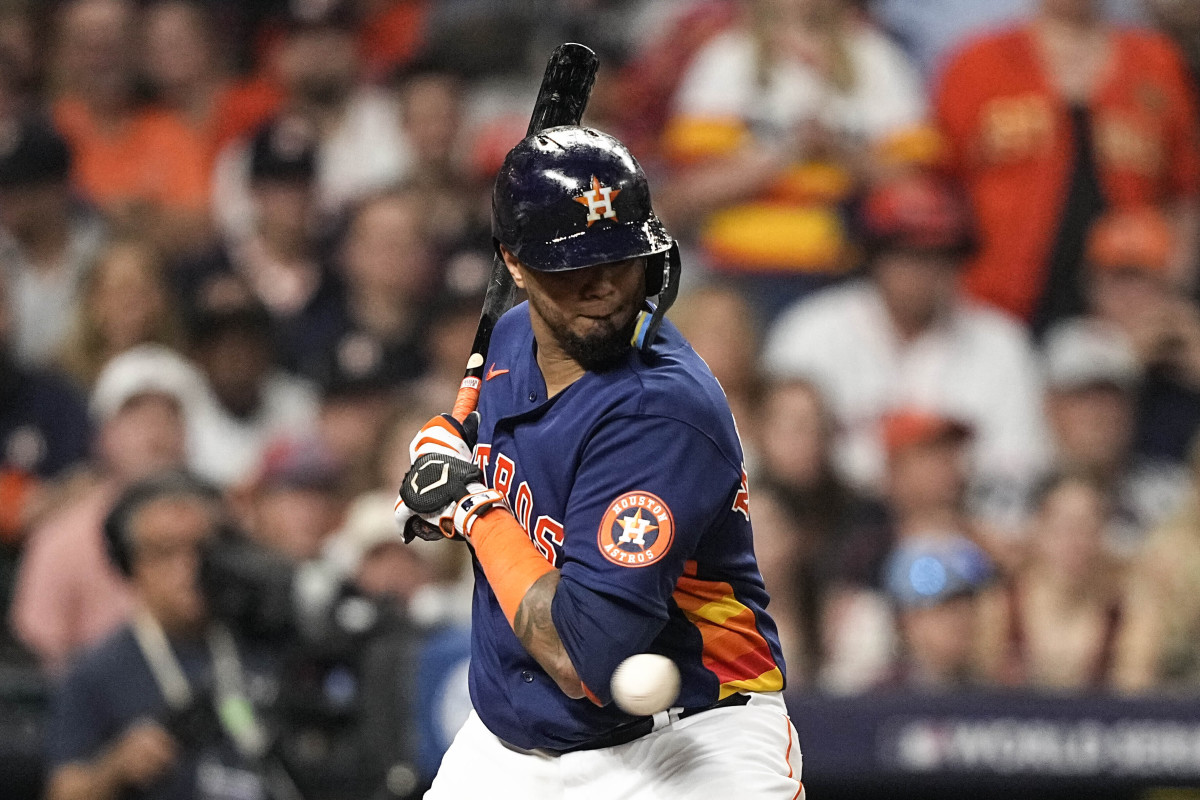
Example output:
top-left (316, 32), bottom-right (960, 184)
top-left (514, 572), bottom-right (581, 695)
top-left (514, 571), bottom-right (562, 656)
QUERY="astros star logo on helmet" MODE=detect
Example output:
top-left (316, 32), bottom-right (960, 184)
top-left (574, 175), bottom-right (621, 226)
top-left (598, 491), bottom-right (674, 567)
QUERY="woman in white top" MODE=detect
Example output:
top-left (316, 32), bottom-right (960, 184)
top-left (659, 0), bottom-right (931, 305)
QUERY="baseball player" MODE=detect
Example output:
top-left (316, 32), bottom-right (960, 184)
top-left (395, 126), bottom-right (803, 799)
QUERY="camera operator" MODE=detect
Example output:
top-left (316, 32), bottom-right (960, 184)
top-left (44, 471), bottom-right (287, 800)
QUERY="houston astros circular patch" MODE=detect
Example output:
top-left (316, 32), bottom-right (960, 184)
top-left (597, 491), bottom-right (675, 567)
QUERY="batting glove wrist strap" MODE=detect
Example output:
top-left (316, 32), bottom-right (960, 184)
top-left (453, 485), bottom-right (506, 538)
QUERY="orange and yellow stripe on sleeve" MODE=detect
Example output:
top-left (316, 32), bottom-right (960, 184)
top-left (673, 560), bottom-right (784, 699)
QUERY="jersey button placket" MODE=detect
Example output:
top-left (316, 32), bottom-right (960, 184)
top-left (520, 670), bottom-right (534, 683)
top-left (528, 392), bottom-right (537, 402)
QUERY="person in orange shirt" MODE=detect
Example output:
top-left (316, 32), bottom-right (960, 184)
top-left (357, 0), bottom-right (432, 82)
top-left (141, 1), bottom-right (284, 169)
top-left (935, 0), bottom-right (1200, 334)
top-left (50, 0), bottom-right (212, 254)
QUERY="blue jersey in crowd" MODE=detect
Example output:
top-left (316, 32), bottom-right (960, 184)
top-left (467, 302), bottom-right (785, 751)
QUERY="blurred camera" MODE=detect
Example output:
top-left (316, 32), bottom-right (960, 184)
top-left (199, 536), bottom-right (386, 653)
top-left (196, 536), bottom-right (424, 799)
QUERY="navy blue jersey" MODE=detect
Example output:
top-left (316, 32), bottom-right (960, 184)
top-left (467, 302), bottom-right (785, 751)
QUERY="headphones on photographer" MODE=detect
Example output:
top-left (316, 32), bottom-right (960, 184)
top-left (103, 471), bottom-right (225, 577)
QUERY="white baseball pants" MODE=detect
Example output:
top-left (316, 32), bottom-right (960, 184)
top-left (425, 692), bottom-right (804, 799)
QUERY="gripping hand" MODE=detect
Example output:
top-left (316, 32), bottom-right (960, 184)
top-left (394, 412), bottom-right (504, 542)
top-left (409, 411), bottom-right (479, 462)
top-left (396, 455), bottom-right (506, 541)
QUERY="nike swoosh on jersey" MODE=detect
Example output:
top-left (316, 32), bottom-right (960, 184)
top-left (486, 363), bottom-right (510, 381)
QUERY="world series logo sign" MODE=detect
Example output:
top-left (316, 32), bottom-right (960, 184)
top-left (597, 491), bottom-right (675, 568)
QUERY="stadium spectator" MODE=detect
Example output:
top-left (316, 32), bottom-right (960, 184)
top-left (1078, 207), bottom-right (1200, 464)
top-left (405, 291), bottom-right (483, 417)
top-left (355, 405), bottom-right (476, 627)
top-left (43, 472), bottom-right (281, 800)
top-left (0, 116), bottom-right (107, 368)
top-left (1146, 0), bottom-right (1200, 98)
top-left (819, 409), bottom-right (979, 691)
top-left (0, 268), bottom-right (91, 544)
top-left (175, 116), bottom-right (347, 380)
top-left (58, 237), bottom-right (184, 390)
top-left (51, 0), bottom-right (212, 253)
top-left (749, 377), bottom-right (874, 684)
top-left (1041, 319), bottom-right (1189, 553)
top-left (324, 491), bottom-right (435, 604)
top-left (10, 345), bottom-right (202, 673)
top-left (764, 172), bottom-right (1049, 507)
top-left (395, 65), bottom-right (478, 251)
top-left (322, 490), bottom-right (467, 626)
top-left (0, 6), bottom-right (40, 113)
top-left (881, 412), bottom-right (976, 543)
top-left (140, 0), bottom-right (281, 169)
top-left (356, 0), bottom-right (433, 82)
top-left (878, 534), bottom-right (996, 690)
top-left (977, 470), bottom-right (1128, 690)
top-left (333, 188), bottom-right (442, 388)
top-left (1116, 432), bottom-right (1200, 691)
top-left (0, 52), bottom-right (25, 133)
top-left (370, 402), bottom-right (440, 496)
top-left (934, 0), bottom-right (1200, 335)
top-left (314, 342), bottom-right (398, 498)
top-left (669, 283), bottom-right (763, 441)
top-left (184, 286), bottom-right (320, 488)
top-left (210, 6), bottom-right (408, 241)
top-left (318, 490), bottom-right (473, 791)
top-left (870, 0), bottom-right (1148, 81)
top-left (659, 0), bottom-right (931, 312)
top-left (589, 0), bottom-right (737, 161)
top-left (233, 436), bottom-right (345, 563)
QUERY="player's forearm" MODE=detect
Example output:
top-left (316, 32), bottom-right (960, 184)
top-left (468, 509), bottom-right (584, 698)
top-left (513, 571), bottom-right (584, 699)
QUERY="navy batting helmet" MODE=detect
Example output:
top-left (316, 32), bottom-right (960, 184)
top-left (492, 126), bottom-right (681, 348)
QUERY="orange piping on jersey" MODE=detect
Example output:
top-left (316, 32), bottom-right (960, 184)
top-left (581, 681), bottom-right (603, 707)
top-left (673, 560), bottom-right (784, 699)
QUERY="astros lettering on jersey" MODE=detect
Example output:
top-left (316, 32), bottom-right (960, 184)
top-left (467, 300), bottom-right (786, 752)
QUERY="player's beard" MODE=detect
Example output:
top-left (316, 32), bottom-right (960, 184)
top-left (535, 296), bottom-right (641, 373)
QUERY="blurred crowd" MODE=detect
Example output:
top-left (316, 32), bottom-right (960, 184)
top-left (1, 0), bottom-right (1200, 797)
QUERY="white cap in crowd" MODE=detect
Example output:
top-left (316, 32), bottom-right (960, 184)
top-left (322, 491), bottom-right (454, 578)
top-left (1042, 319), bottom-right (1140, 393)
top-left (90, 344), bottom-right (206, 423)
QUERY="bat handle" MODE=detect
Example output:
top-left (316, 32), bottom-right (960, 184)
top-left (451, 375), bottom-right (482, 423)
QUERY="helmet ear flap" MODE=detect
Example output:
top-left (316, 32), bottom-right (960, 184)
top-left (634, 243), bottom-right (681, 352)
top-left (644, 243), bottom-right (680, 300)
top-left (644, 252), bottom-right (665, 296)
top-left (658, 244), bottom-right (681, 307)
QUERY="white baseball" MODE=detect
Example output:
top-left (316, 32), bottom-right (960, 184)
top-left (610, 653), bottom-right (681, 716)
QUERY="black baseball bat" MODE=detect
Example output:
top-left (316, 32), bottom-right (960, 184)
top-left (450, 43), bottom-right (599, 422)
